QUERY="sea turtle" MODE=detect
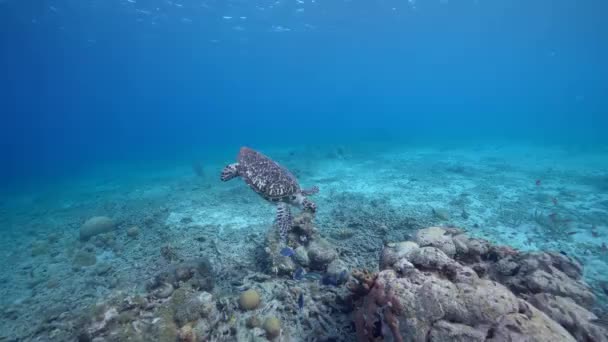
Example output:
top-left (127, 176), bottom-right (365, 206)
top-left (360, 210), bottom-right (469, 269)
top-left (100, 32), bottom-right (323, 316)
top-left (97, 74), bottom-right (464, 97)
top-left (220, 147), bottom-right (319, 240)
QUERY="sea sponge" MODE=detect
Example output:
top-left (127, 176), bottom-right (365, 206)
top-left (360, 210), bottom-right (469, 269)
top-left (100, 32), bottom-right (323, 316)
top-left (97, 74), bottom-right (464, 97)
top-left (263, 316), bottom-right (281, 339)
top-left (239, 289), bottom-right (261, 311)
top-left (80, 216), bottom-right (116, 241)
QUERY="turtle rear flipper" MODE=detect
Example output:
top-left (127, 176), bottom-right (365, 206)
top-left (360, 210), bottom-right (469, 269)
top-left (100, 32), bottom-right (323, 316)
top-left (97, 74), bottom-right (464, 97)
top-left (276, 202), bottom-right (293, 241)
top-left (301, 185), bottom-right (319, 196)
top-left (220, 163), bottom-right (239, 181)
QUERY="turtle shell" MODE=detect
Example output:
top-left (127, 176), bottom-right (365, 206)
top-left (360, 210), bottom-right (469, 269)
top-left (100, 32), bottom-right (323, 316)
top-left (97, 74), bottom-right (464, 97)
top-left (237, 147), bottom-right (300, 200)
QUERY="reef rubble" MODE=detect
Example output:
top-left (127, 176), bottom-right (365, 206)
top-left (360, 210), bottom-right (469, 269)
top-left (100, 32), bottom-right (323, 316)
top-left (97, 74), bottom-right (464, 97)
top-left (78, 222), bottom-right (608, 342)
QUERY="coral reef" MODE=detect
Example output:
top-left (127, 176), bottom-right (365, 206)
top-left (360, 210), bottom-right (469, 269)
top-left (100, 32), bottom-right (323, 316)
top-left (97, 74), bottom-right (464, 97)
top-left (352, 227), bottom-right (608, 341)
top-left (77, 213), bottom-right (355, 342)
top-left (265, 212), bottom-right (341, 276)
top-left (4, 145), bottom-right (608, 342)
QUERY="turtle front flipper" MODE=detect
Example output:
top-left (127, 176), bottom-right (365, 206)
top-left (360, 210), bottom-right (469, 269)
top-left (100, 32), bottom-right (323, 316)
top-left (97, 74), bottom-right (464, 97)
top-left (276, 202), bottom-right (293, 241)
top-left (301, 186), bottom-right (319, 196)
top-left (220, 163), bottom-right (240, 181)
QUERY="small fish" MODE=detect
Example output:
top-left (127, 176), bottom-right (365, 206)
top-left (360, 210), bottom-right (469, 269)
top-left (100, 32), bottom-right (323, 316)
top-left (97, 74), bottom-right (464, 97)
top-left (535, 179), bottom-right (541, 186)
top-left (552, 197), bottom-right (558, 205)
top-left (602, 243), bottom-right (607, 253)
top-left (297, 293), bottom-right (304, 310)
top-left (566, 231), bottom-right (578, 235)
top-left (293, 267), bottom-right (304, 281)
top-left (280, 247), bottom-right (295, 257)
top-left (559, 250), bottom-right (568, 256)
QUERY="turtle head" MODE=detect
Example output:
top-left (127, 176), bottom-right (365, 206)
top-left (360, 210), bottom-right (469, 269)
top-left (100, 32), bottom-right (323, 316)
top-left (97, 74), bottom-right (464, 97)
top-left (220, 163), bottom-right (240, 181)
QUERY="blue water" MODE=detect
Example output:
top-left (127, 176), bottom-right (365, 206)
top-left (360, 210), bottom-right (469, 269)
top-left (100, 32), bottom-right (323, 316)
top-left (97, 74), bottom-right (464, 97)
top-left (1, 0), bottom-right (607, 185)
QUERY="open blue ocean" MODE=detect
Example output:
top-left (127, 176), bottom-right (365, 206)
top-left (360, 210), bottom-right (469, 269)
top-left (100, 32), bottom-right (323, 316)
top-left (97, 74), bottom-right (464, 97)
top-left (1, 0), bottom-right (607, 341)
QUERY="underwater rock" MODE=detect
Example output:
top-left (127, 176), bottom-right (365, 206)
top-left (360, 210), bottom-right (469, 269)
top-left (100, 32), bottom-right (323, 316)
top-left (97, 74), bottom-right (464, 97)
top-left (126, 226), bottom-right (139, 238)
top-left (432, 207), bottom-right (450, 221)
top-left (160, 244), bottom-right (178, 262)
top-left (546, 252), bottom-right (584, 280)
top-left (148, 258), bottom-right (214, 293)
top-left (153, 282), bottom-right (174, 299)
top-left (47, 232), bottom-right (61, 244)
top-left (429, 320), bottom-right (486, 341)
top-left (192, 319), bottom-right (213, 341)
top-left (31, 240), bottom-right (49, 257)
top-left (528, 293), bottom-right (608, 341)
top-left (488, 304), bottom-right (576, 342)
top-left (495, 258), bottom-right (520, 276)
top-left (246, 316), bottom-right (261, 329)
top-left (178, 323), bottom-right (196, 342)
top-left (80, 216), bottom-right (116, 241)
top-left (73, 250), bottom-right (97, 267)
top-left (330, 227), bottom-right (355, 240)
top-left (87, 306), bottom-right (119, 336)
top-left (459, 279), bottom-right (520, 323)
top-left (307, 239), bottom-right (338, 271)
top-left (151, 313), bottom-right (179, 342)
top-left (174, 290), bottom-right (216, 326)
top-left (94, 262), bottom-right (112, 276)
top-left (92, 233), bottom-right (116, 250)
top-left (291, 212), bottom-right (317, 239)
top-left (495, 253), bottom-right (596, 307)
top-left (351, 227), bottom-right (605, 342)
top-left (414, 226), bottom-right (456, 257)
top-left (276, 255), bottom-right (296, 275)
top-left (239, 289), bottom-right (261, 311)
top-left (409, 246), bottom-right (455, 270)
top-left (293, 246), bottom-right (310, 266)
top-left (380, 241), bottom-right (420, 270)
top-left (326, 259), bottom-right (349, 281)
